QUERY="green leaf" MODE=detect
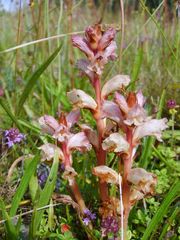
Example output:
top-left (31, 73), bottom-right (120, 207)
top-left (159, 207), bottom-right (179, 240)
top-left (152, 146), bottom-right (180, 172)
top-left (129, 46), bottom-right (143, 91)
top-left (0, 199), bottom-right (18, 239)
top-left (142, 181), bottom-right (180, 240)
top-left (17, 44), bottom-right (62, 115)
top-left (29, 152), bottom-right (59, 238)
top-left (0, 98), bottom-right (23, 131)
top-left (139, 89), bottom-right (166, 168)
top-left (9, 154), bottom-right (39, 217)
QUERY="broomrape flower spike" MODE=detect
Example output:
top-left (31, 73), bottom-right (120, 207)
top-left (72, 24), bottom-right (117, 81)
top-left (37, 24), bottom-right (169, 240)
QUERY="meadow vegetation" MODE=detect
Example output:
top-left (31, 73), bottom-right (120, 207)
top-left (0, 1), bottom-right (179, 240)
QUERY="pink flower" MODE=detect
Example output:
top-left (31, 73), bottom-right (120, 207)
top-left (102, 133), bottom-right (129, 153)
top-left (166, 99), bottom-right (176, 109)
top-left (133, 118), bottom-right (168, 143)
top-left (72, 35), bottom-right (94, 60)
top-left (85, 24), bottom-right (102, 50)
top-left (39, 115), bottom-right (59, 135)
top-left (72, 24), bottom-right (117, 77)
top-left (101, 100), bottom-right (122, 123)
top-left (98, 28), bottom-right (116, 50)
top-left (127, 168), bottom-right (157, 195)
top-left (115, 91), bottom-right (148, 126)
top-left (39, 143), bottom-right (64, 162)
top-left (101, 75), bottom-right (130, 99)
top-left (80, 124), bottom-right (99, 149)
top-left (39, 110), bottom-right (92, 167)
top-left (67, 132), bottom-right (92, 153)
top-left (67, 89), bottom-right (97, 110)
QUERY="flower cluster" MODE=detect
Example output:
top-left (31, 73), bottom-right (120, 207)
top-left (82, 209), bottom-right (96, 226)
top-left (72, 24), bottom-right (117, 83)
top-left (4, 128), bottom-right (25, 148)
top-left (37, 163), bottom-right (61, 191)
top-left (101, 216), bottom-right (119, 237)
top-left (39, 110), bottom-right (91, 169)
top-left (38, 110), bottom-right (92, 213)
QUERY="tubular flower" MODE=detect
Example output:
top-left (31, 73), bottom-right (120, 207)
top-left (102, 133), bottom-right (129, 153)
top-left (38, 143), bottom-right (64, 162)
top-left (127, 168), bottom-right (157, 195)
top-left (67, 89), bottom-right (97, 110)
top-left (115, 91), bottom-right (148, 126)
top-left (101, 100), bottom-right (122, 123)
top-left (92, 165), bottom-right (120, 185)
top-left (132, 118), bottom-right (168, 143)
top-left (72, 24), bottom-right (117, 79)
top-left (39, 111), bottom-right (91, 165)
top-left (101, 75), bottom-right (130, 99)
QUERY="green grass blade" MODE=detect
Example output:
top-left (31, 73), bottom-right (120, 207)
top-left (29, 152), bottom-right (59, 238)
top-left (159, 207), bottom-right (179, 240)
top-left (139, 89), bottom-right (166, 168)
top-left (9, 154), bottom-right (39, 217)
top-left (141, 181), bottom-right (180, 240)
top-left (17, 44), bottom-right (62, 115)
top-left (0, 98), bottom-right (23, 131)
top-left (129, 46), bottom-right (143, 91)
top-left (0, 199), bottom-right (18, 239)
top-left (139, 0), bottom-right (179, 65)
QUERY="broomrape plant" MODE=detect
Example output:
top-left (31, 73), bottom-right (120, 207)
top-left (38, 24), bottom-right (168, 239)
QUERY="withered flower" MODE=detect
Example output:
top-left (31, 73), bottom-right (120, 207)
top-left (92, 165), bottom-right (120, 185)
top-left (67, 89), bottom-right (97, 110)
top-left (62, 166), bottom-right (78, 185)
top-left (39, 143), bottom-right (64, 162)
top-left (102, 133), bottom-right (129, 153)
top-left (127, 168), bottom-right (157, 195)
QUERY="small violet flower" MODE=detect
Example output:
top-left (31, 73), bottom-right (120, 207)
top-left (82, 209), bottom-right (96, 225)
top-left (37, 163), bottom-right (61, 191)
top-left (4, 128), bottom-right (25, 148)
top-left (166, 99), bottom-right (176, 109)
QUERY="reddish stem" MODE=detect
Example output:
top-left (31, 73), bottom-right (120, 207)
top-left (70, 179), bottom-right (86, 213)
top-left (61, 142), bottom-right (86, 214)
top-left (122, 128), bottom-right (133, 239)
top-left (94, 76), bottom-right (109, 202)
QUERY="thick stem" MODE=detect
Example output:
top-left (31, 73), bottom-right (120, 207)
top-left (94, 76), bottom-right (109, 202)
top-left (70, 179), bottom-right (86, 213)
top-left (122, 128), bottom-right (133, 239)
top-left (62, 142), bottom-right (87, 214)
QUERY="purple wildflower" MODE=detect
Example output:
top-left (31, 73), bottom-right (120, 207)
top-left (101, 216), bottom-right (119, 237)
top-left (82, 208), bottom-right (96, 225)
top-left (4, 128), bottom-right (25, 148)
top-left (37, 163), bottom-right (61, 191)
top-left (82, 217), bottom-right (91, 226)
top-left (167, 99), bottom-right (176, 109)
